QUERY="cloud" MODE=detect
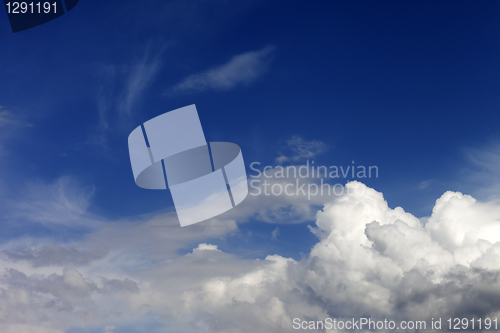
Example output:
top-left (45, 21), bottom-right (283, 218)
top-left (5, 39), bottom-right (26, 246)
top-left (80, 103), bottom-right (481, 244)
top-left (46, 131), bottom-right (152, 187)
top-left (194, 243), bottom-right (221, 252)
top-left (225, 166), bottom-right (331, 224)
top-left (2, 180), bottom-right (500, 331)
top-left (2, 176), bottom-right (102, 229)
top-left (0, 109), bottom-right (16, 128)
top-left (0, 267), bottom-right (139, 332)
top-left (463, 141), bottom-right (500, 200)
top-left (153, 182), bottom-right (500, 331)
top-left (170, 46), bottom-right (274, 94)
top-left (89, 43), bottom-right (166, 148)
top-left (418, 179), bottom-right (433, 189)
top-left (0, 108), bottom-right (31, 129)
top-left (4, 244), bottom-right (108, 268)
top-left (104, 326), bottom-right (115, 333)
top-left (0, 107), bottom-right (32, 159)
top-left (271, 227), bottom-right (280, 240)
top-left (121, 44), bottom-right (165, 117)
top-left (275, 136), bottom-right (328, 165)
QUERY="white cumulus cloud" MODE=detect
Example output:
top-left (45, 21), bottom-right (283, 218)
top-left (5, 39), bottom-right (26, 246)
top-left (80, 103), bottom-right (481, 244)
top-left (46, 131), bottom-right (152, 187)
top-left (1, 181), bottom-right (500, 331)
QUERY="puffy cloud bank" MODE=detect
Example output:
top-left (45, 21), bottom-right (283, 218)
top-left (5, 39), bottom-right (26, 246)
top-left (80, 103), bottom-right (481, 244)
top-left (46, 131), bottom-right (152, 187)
top-left (2, 181), bottom-right (500, 332)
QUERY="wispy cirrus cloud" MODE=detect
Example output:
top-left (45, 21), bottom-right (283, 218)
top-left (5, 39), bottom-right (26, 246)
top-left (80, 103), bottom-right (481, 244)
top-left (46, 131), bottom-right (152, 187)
top-left (90, 42), bottom-right (166, 148)
top-left (462, 141), bottom-right (500, 200)
top-left (0, 176), bottom-right (105, 237)
top-left (169, 46), bottom-right (275, 94)
top-left (271, 227), bottom-right (280, 240)
top-left (0, 107), bottom-right (32, 160)
top-left (121, 44), bottom-right (165, 117)
top-left (0, 107), bottom-right (32, 129)
top-left (418, 179), bottom-right (434, 190)
top-left (0, 108), bottom-right (16, 128)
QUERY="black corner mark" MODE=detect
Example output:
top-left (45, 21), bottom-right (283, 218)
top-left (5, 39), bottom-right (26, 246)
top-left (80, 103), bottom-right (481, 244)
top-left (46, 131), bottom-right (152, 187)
top-left (64, 0), bottom-right (77, 11)
top-left (4, 0), bottom-right (64, 32)
top-left (3, 0), bottom-right (79, 33)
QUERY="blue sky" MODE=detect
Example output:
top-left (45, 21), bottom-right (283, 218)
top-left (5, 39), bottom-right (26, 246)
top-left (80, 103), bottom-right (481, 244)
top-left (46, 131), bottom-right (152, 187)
top-left (1, 1), bottom-right (500, 332)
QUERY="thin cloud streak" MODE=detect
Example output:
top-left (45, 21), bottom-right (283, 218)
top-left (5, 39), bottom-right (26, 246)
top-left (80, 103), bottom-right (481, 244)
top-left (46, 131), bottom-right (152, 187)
top-left (0, 107), bottom-right (32, 129)
top-left (462, 141), bottom-right (500, 201)
top-left (170, 46), bottom-right (275, 94)
top-left (89, 42), bottom-right (166, 148)
top-left (121, 44), bottom-right (165, 116)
